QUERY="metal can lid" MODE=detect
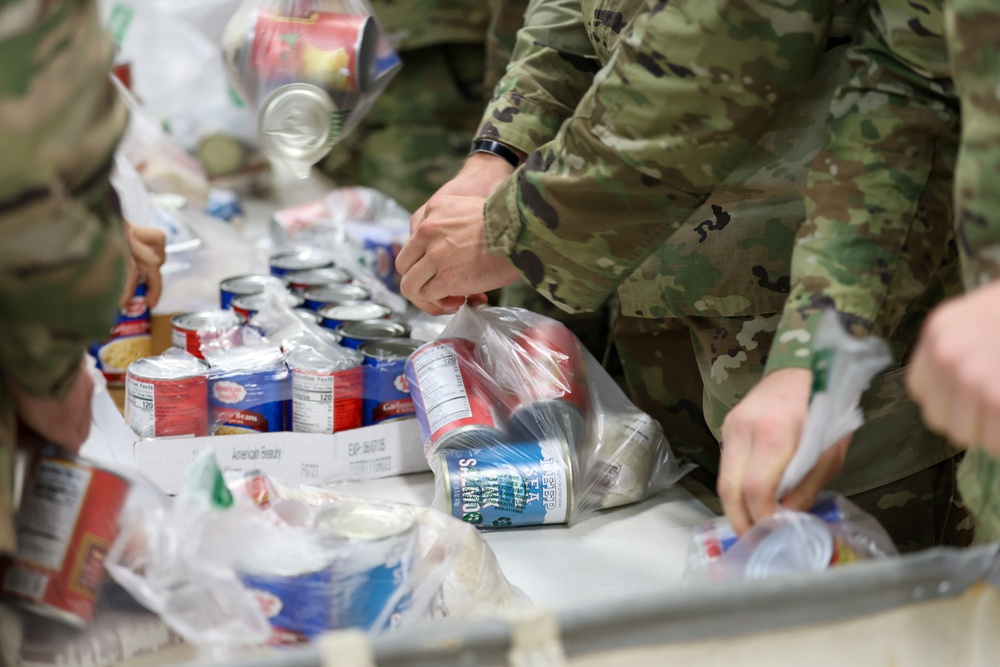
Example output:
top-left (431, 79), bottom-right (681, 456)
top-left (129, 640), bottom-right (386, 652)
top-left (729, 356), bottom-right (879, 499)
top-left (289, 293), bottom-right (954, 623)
top-left (284, 267), bottom-right (351, 288)
top-left (232, 292), bottom-right (304, 312)
top-left (315, 503), bottom-right (415, 541)
top-left (220, 274), bottom-right (285, 296)
top-left (338, 319), bottom-right (410, 341)
top-left (292, 308), bottom-right (323, 325)
top-left (435, 426), bottom-right (509, 451)
top-left (744, 514), bottom-right (833, 580)
top-left (319, 302), bottom-right (391, 323)
top-left (258, 83), bottom-right (338, 166)
top-left (360, 338), bottom-right (423, 363)
top-left (208, 345), bottom-right (286, 373)
top-left (172, 310), bottom-right (243, 332)
top-left (269, 248), bottom-right (335, 272)
top-left (129, 353), bottom-right (209, 380)
top-left (304, 284), bottom-right (372, 305)
top-left (285, 345), bottom-right (361, 372)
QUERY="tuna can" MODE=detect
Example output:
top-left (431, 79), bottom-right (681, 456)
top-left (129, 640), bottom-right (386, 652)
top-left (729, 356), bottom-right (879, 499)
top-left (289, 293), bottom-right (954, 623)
top-left (126, 354), bottom-right (209, 437)
top-left (0, 450), bottom-right (131, 626)
top-left (315, 504), bottom-right (416, 632)
top-left (437, 438), bottom-right (572, 528)
top-left (269, 248), bottom-right (336, 277)
top-left (89, 283), bottom-right (152, 385)
top-left (286, 347), bottom-right (363, 434)
top-left (220, 274), bottom-right (286, 309)
top-left (209, 346), bottom-right (290, 434)
top-left (405, 338), bottom-right (509, 452)
top-left (337, 319), bottom-right (410, 350)
top-left (303, 284), bottom-right (372, 311)
top-left (744, 515), bottom-right (834, 580)
top-left (171, 310), bottom-right (244, 360)
top-left (232, 291), bottom-right (305, 320)
top-left (360, 339), bottom-right (421, 425)
top-left (320, 303), bottom-right (392, 330)
top-left (284, 267), bottom-right (351, 293)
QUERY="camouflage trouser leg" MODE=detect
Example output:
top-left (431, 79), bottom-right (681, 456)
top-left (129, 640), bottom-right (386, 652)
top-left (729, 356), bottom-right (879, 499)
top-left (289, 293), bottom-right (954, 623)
top-left (957, 448), bottom-right (1000, 544)
top-left (614, 313), bottom-right (970, 551)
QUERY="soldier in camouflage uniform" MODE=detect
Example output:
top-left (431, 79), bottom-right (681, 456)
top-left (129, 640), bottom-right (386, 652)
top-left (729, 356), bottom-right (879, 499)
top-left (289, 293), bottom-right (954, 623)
top-left (0, 0), bottom-right (129, 555)
top-left (398, 0), bottom-right (971, 550)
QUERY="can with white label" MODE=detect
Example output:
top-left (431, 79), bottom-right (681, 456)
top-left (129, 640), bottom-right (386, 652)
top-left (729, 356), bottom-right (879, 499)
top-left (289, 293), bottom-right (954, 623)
top-left (286, 347), bottom-right (363, 434)
top-left (125, 353), bottom-right (210, 438)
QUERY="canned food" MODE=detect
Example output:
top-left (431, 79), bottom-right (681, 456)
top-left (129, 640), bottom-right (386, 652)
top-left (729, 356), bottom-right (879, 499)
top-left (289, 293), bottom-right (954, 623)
top-left (285, 267), bottom-right (351, 293)
top-left (126, 354), bottom-right (210, 437)
top-left (315, 504), bottom-right (416, 632)
top-left (319, 302), bottom-right (391, 330)
top-left (220, 274), bottom-right (286, 309)
top-left (0, 451), bottom-right (131, 626)
top-left (292, 308), bottom-right (323, 325)
top-left (269, 249), bottom-right (335, 277)
top-left (171, 310), bottom-right (244, 360)
top-left (438, 438), bottom-right (572, 528)
top-left (209, 346), bottom-right (290, 434)
top-left (89, 283), bottom-right (152, 385)
top-left (405, 339), bottom-right (508, 453)
top-left (258, 83), bottom-right (342, 168)
top-left (514, 320), bottom-right (588, 414)
top-left (303, 284), bottom-right (372, 311)
top-left (286, 347), bottom-right (363, 434)
top-left (337, 319), bottom-right (410, 350)
top-left (508, 400), bottom-right (587, 449)
top-left (232, 291), bottom-right (305, 320)
top-left (360, 339), bottom-right (421, 426)
top-left (581, 412), bottom-right (661, 510)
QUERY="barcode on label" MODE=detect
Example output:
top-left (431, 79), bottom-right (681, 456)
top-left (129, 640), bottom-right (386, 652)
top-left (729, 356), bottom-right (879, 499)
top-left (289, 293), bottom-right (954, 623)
top-left (3, 566), bottom-right (49, 601)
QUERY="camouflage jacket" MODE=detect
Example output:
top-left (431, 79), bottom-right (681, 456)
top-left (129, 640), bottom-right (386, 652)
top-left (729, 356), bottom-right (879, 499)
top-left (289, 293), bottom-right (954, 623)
top-left (372, 0), bottom-right (494, 51)
top-left (475, 0), bottom-right (944, 370)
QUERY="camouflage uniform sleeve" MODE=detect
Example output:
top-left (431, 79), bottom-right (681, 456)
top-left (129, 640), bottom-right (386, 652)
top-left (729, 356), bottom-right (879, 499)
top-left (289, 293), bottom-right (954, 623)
top-left (485, 0), bottom-right (530, 96)
top-left (0, 0), bottom-right (129, 401)
top-left (475, 0), bottom-right (601, 155)
top-left (765, 0), bottom-right (958, 373)
top-left (483, 0), bottom-right (835, 313)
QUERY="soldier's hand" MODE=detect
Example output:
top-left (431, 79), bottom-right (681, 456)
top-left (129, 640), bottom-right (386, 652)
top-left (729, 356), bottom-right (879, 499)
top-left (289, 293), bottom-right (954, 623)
top-left (718, 368), bottom-right (851, 534)
top-left (121, 222), bottom-right (167, 310)
top-left (908, 279), bottom-right (1000, 454)
top-left (397, 194), bottom-right (520, 315)
top-left (410, 153), bottom-right (516, 235)
top-left (9, 358), bottom-right (95, 453)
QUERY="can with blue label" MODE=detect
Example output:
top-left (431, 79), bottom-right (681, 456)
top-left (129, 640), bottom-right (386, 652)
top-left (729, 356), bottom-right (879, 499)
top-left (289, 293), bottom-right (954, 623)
top-left (208, 346), bottom-right (290, 434)
top-left (284, 267), bottom-right (351, 293)
top-left (240, 565), bottom-right (336, 646)
top-left (269, 249), bottom-right (335, 277)
top-left (338, 319), bottom-right (410, 350)
top-left (90, 283), bottom-right (151, 385)
top-left (220, 274), bottom-right (286, 309)
top-left (316, 504), bottom-right (416, 633)
top-left (204, 188), bottom-right (245, 224)
top-left (360, 339), bottom-right (421, 425)
top-left (437, 438), bottom-right (572, 528)
top-left (303, 284), bottom-right (373, 311)
top-left (319, 302), bottom-right (391, 330)
top-left (232, 291), bottom-right (305, 320)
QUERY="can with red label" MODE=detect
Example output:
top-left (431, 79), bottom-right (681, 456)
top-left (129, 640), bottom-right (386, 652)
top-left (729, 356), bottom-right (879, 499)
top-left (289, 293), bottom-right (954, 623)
top-left (126, 354), bottom-right (210, 438)
top-left (0, 450), bottom-right (131, 626)
top-left (209, 346), bottom-right (291, 434)
top-left (286, 347), bottom-right (363, 434)
top-left (171, 310), bottom-right (245, 360)
top-left (319, 302), bottom-right (391, 331)
top-left (360, 339), bottom-right (421, 426)
top-left (303, 284), bottom-right (372, 311)
top-left (405, 338), bottom-right (509, 453)
top-left (337, 319), bottom-right (410, 350)
top-left (220, 274), bottom-right (286, 310)
top-left (232, 291), bottom-right (305, 320)
top-left (89, 283), bottom-right (152, 385)
top-left (269, 249), bottom-right (335, 277)
top-left (284, 267), bottom-right (352, 293)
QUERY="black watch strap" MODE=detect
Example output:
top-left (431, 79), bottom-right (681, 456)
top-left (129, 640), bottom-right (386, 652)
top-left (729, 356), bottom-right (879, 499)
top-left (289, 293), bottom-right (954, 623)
top-left (469, 139), bottom-right (520, 168)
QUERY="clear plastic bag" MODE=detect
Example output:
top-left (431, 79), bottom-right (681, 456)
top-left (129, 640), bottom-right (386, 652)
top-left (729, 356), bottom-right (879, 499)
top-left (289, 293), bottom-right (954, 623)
top-left (222, 0), bottom-right (403, 177)
top-left (404, 304), bottom-right (694, 529)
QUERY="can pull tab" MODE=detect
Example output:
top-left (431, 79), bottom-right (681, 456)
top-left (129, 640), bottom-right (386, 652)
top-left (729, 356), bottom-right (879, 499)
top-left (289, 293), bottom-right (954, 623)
top-left (505, 607), bottom-right (567, 667)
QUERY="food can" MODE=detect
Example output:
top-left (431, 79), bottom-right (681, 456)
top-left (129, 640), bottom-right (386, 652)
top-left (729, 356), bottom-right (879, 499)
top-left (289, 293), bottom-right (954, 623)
top-left (257, 83), bottom-right (342, 168)
top-left (405, 338), bottom-right (508, 453)
top-left (89, 283), bottom-right (152, 385)
top-left (337, 319), bottom-right (410, 350)
top-left (286, 347), bottom-right (363, 434)
top-left (508, 400), bottom-right (588, 450)
top-left (315, 504), bottom-right (416, 632)
top-left (438, 438), bottom-right (572, 528)
top-left (284, 267), bottom-right (351, 293)
top-left (232, 291), bottom-right (305, 320)
top-left (269, 249), bottom-right (335, 277)
top-left (303, 284), bottom-right (372, 311)
top-left (292, 308), bottom-right (323, 325)
top-left (579, 412), bottom-right (661, 510)
top-left (320, 303), bottom-right (392, 330)
top-left (220, 274), bottom-right (286, 309)
top-left (360, 339), bottom-right (421, 426)
top-left (171, 310), bottom-right (244, 360)
top-left (514, 320), bottom-right (589, 414)
top-left (126, 354), bottom-right (210, 437)
top-left (0, 450), bottom-right (131, 626)
top-left (209, 347), bottom-right (291, 434)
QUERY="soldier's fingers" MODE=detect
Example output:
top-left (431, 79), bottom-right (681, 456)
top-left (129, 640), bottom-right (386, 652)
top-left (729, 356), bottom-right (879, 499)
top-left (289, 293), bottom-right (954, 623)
top-left (906, 339), bottom-right (934, 405)
top-left (395, 238), bottom-right (426, 276)
top-left (410, 203), bottom-right (428, 235)
top-left (119, 258), bottom-right (140, 308)
top-left (718, 419), bottom-right (754, 535)
top-left (741, 416), bottom-right (803, 524)
top-left (132, 226), bottom-right (166, 265)
top-left (946, 374), bottom-right (984, 448)
top-left (979, 403), bottom-right (1000, 456)
top-left (399, 256), bottom-right (436, 303)
top-left (467, 293), bottom-right (489, 308)
top-left (919, 372), bottom-right (956, 436)
top-left (145, 262), bottom-right (163, 310)
top-left (779, 436), bottom-right (850, 512)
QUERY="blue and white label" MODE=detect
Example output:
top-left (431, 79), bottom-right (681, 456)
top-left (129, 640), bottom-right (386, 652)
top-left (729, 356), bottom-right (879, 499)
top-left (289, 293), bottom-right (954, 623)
top-left (442, 440), bottom-right (569, 528)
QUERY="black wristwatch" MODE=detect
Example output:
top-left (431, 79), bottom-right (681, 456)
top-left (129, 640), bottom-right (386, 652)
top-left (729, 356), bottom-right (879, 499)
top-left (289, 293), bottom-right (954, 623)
top-left (469, 139), bottom-right (520, 168)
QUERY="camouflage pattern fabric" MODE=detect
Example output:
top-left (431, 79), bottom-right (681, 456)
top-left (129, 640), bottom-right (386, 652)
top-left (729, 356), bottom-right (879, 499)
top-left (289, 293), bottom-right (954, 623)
top-left (0, 0), bottom-right (128, 555)
top-left (945, 0), bottom-right (1000, 543)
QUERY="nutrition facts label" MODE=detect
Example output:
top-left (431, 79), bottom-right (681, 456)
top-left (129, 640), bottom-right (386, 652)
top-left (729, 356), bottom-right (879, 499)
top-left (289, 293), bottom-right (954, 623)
top-left (292, 371), bottom-right (335, 434)
top-left (16, 459), bottom-right (91, 570)
top-left (127, 377), bottom-right (156, 438)
top-left (412, 344), bottom-right (472, 435)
